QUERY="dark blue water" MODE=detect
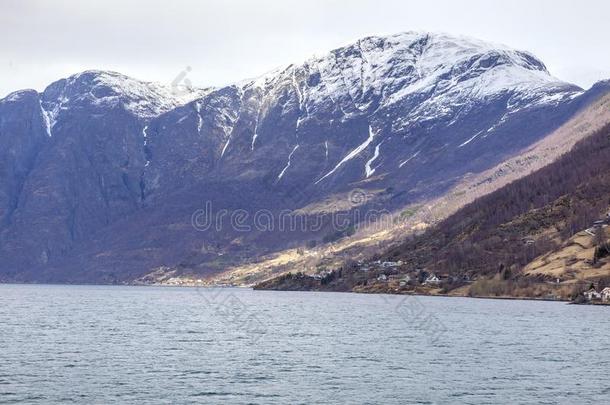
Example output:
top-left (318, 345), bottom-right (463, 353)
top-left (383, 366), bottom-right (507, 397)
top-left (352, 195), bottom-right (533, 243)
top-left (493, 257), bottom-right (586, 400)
top-left (1, 284), bottom-right (608, 404)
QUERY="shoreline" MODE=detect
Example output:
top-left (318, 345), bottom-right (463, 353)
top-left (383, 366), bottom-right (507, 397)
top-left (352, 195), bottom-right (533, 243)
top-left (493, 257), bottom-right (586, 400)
top-left (254, 286), bottom-right (574, 303)
top-left (2, 281), bottom-right (609, 305)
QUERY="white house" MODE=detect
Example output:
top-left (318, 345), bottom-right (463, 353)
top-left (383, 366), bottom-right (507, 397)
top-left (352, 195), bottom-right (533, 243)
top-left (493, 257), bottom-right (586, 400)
top-left (377, 274), bottom-right (388, 282)
top-left (584, 288), bottom-right (602, 301)
top-left (601, 287), bottom-right (610, 302)
top-left (424, 274), bottom-right (441, 285)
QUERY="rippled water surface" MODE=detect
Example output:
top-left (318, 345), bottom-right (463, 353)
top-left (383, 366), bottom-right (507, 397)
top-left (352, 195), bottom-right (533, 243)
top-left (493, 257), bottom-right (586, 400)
top-left (1, 284), bottom-right (609, 404)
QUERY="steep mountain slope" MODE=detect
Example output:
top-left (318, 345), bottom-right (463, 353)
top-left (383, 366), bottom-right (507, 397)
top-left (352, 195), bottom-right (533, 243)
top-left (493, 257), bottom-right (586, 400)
top-left (0, 32), bottom-right (608, 283)
top-left (0, 91), bottom-right (49, 228)
top-left (144, 32), bottom-right (585, 198)
top-left (379, 122), bottom-right (610, 290)
top-left (0, 72), bottom-right (208, 279)
top-left (255, 122), bottom-right (610, 297)
top-left (207, 89), bottom-right (610, 287)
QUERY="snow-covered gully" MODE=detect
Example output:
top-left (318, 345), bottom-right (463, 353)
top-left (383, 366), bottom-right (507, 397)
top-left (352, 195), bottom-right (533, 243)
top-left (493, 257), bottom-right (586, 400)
top-left (315, 125), bottom-right (377, 184)
top-left (277, 145), bottom-right (299, 181)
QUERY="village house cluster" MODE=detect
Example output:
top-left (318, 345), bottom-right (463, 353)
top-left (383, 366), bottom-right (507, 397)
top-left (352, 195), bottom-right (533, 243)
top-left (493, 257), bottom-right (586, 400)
top-left (304, 211), bottom-right (610, 292)
top-left (583, 287), bottom-right (610, 303)
top-left (355, 260), bottom-right (470, 288)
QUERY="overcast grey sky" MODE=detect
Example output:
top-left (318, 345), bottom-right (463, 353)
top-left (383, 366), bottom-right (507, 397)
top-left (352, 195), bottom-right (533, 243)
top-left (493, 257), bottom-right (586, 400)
top-left (1, 0), bottom-right (609, 98)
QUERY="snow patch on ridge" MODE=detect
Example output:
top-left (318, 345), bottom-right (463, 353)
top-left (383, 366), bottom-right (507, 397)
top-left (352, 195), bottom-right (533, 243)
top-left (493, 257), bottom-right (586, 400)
top-left (242, 31), bottom-right (581, 143)
top-left (39, 70), bottom-right (213, 121)
top-left (85, 71), bottom-right (210, 118)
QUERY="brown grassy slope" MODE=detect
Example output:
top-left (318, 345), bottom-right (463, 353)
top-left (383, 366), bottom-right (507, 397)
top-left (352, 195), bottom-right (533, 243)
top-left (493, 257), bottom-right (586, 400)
top-left (524, 228), bottom-right (610, 280)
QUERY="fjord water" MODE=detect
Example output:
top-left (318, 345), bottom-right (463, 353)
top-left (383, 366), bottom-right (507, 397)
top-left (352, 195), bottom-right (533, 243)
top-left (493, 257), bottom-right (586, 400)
top-left (1, 285), bottom-right (608, 404)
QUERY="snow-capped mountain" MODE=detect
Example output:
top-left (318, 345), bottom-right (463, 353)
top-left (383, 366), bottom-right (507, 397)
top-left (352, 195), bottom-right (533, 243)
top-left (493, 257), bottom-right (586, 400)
top-left (144, 32), bottom-right (585, 195)
top-left (37, 71), bottom-right (210, 137)
top-left (0, 31), bottom-right (608, 282)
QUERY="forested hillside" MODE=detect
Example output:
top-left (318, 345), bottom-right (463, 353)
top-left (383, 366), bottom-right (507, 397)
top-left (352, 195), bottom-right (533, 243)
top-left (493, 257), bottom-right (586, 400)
top-left (384, 123), bottom-right (610, 279)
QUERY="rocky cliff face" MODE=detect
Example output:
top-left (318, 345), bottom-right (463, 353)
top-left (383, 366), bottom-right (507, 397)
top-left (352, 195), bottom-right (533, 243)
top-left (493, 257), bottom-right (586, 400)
top-left (0, 72), bottom-right (207, 280)
top-left (0, 32), bottom-right (607, 283)
top-left (0, 90), bottom-right (49, 228)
